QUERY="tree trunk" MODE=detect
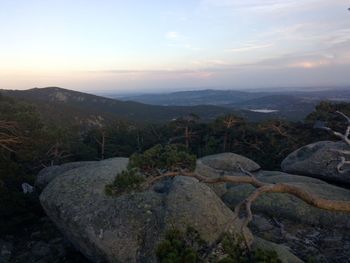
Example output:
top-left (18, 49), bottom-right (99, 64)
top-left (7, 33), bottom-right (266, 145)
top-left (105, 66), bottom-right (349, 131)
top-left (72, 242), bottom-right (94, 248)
top-left (223, 131), bottom-right (228, 152)
top-left (185, 126), bottom-right (189, 148)
top-left (100, 131), bottom-right (105, 160)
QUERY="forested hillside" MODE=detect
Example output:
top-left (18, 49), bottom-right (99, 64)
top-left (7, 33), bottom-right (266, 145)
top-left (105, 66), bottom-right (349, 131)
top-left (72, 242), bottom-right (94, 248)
top-left (1, 87), bottom-right (234, 124)
top-left (2, 87), bottom-right (321, 123)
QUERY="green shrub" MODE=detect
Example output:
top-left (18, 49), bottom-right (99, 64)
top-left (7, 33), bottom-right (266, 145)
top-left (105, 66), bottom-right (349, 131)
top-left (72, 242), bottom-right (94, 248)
top-left (106, 144), bottom-right (196, 196)
top-left (105, 168), bottom-right (145, 196)
top-left (219, 234), bottom-right (248, 263)
top-left (156, 229), bottom-right (281, 263)
top-left (156, 227), bottom-right (207, 263)
top-left (218, 234), bottom-right (281, 263)
top-left (128, 144), bottom-right (196, 176)
top-left (306, 256), bottom-right (317, 263)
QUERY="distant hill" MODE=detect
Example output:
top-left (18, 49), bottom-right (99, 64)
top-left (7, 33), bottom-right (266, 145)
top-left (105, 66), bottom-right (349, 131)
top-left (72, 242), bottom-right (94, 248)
top-left (117, 88), bottom-right (350, 106)
top-left (3, 87), bottom-right (344, 125)
top-left (115, 88), bottom-right (350, 121)
top-left (228, 95), bottom-right (318, 121)
top-left (118, 89), bottom-right (268, 106)
top-left (0, 87), bottom-right (235, 125)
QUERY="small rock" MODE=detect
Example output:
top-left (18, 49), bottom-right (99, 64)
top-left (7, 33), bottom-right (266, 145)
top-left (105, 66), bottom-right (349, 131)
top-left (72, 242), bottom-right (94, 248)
top-left (22, 182), bottom-right (35, 194)
top-left (0, 240), bottom-right (13, 260)
top-left (252, 215), bottom-right (274, 232)
top-left (31, 241), bottom-right (51, 258)
top-left (31, 231), bottom-right (41, 239)
top-left (196, 152), bottom-right (261, 196)
top-left (48, 238), bottom-right (63, 245)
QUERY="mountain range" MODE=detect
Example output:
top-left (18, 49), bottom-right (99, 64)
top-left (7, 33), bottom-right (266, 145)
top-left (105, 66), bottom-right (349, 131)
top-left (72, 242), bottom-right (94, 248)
top-left (117, 88), bottom-right (350, 121)
top-left (0, 87), bottom-right (232, 125)
top-left (2, 87), bottom-right (350, 125)
top-left (117, 88), bottom-right (350, 106)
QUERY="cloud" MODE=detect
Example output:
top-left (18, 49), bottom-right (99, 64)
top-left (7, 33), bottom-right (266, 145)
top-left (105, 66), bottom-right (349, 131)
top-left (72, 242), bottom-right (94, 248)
top-left (201, 0), bottom-right (296, 9)
top-left (165, 31), bottom-right (181, 40)
top-left (198, 0), bottom-right (347, 18)
top-left (226, 43), bottom-right (273, 52)
top-left (88, 69), bottom-right (211, 75)
top-left (200, 0), bottom-right (346, 13)
top-left (260, 22), bottom-right (350, 46)
top-left (164, 33), bottom-right (203, 51)
top-left (198, 0), bottom-right (318, 14)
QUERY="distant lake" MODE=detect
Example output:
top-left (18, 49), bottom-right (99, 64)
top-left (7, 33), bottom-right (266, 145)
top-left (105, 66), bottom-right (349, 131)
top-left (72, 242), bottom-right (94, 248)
top-left (249, 109), bottom-right (279, 113)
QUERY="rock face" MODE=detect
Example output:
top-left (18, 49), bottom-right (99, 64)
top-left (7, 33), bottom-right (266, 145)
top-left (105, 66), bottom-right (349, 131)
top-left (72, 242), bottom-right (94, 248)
top-left (39, 158), bottom-right (238, 263)
top-left (195, 152), bottom-right (260, 196)
top-left (223, 170), bottom-right (350, 228)
top-left (251, 213), bottom-right (350, 263)
top-left (281, 141), bottom-right (350, 184)
top-left (198, 152), bottom-right (261, 172)
top-left (35, 161), bottom-right (96, 189)
top-left (253, 238), bottom-right (303, 263)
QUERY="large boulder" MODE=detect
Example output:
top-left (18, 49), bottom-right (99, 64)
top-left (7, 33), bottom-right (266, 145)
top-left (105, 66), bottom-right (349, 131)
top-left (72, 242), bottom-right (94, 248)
top-left (35, 161), bottom-right (96, 189)
top-left (281, 141), bottom-right (350, 185)
top-left (253, 238), bottom-right (303, 263)
top-left (195, 152), bottom-right (261, 196)
top-left (39, 157), bottom-right (240, 263)
top-left (222, 170), bottom-right (350, 228)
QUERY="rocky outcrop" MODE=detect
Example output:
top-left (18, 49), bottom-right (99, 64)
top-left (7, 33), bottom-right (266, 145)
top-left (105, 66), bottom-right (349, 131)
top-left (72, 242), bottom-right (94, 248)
top-left (223, 170), bottom-right (350, 228)
top-left (35, 161), bottom-right (96, 189)
top-left (281, 141), bottom-right (350, 184)
top-left (195, 152), bottom-right (260, 196)
top-left (39, 158), bottom-right (240, 263)
top-left (39, 156), bottom-right (303, 263)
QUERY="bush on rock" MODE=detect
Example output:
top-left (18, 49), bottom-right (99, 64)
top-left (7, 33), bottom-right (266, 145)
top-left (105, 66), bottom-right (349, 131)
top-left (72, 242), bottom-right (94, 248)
top-left (106, 144), bottom-right (196, 196)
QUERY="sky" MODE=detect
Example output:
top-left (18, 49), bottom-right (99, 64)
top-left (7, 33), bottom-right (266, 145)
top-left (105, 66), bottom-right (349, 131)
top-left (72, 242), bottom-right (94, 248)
top-left (0, 0), bottom-right (350, 93)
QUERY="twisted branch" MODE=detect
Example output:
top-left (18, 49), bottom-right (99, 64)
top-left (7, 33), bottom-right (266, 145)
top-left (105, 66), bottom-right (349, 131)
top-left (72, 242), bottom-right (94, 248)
top-left (143, 168), bottom-right (350, 248)
top-left (336, 157), bottom-right (350, 174)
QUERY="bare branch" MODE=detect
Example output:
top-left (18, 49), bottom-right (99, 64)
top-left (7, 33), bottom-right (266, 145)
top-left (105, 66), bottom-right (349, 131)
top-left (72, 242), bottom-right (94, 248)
top-left (238, 164), bottom-right (256, 178)
top-left (345, 126), bottom-right (350, 138)
top-left (336, 111), bottom-right (350, 124)
top-left (318, 111), bottom-right (350, 146)
top-left (321, 126), bottom-right (349, 144)
top-left (319, 111), bottom-right (350, 174)
top-left (147, 171), bottom-right (350, 212)
top-left (330, 149), bottom-right (350, 155)
top-left (261, 122), bottom-right (289, 137)
top-left (336, 156), bottom-right (350, 174)
top-left (0, 120), bottom-right (21, 152)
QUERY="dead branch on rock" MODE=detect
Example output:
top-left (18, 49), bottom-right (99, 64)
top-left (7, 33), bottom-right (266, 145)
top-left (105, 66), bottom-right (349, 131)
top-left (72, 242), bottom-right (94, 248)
top-left (272, 217), bottom-right (286, 237)
top-left (143, 168), bottom-right (350, 248)
top-left (319, 111), bottom-right (350, 173)
top-left (320, 111), bottom-right (350, 145)
top-left (336, 157), bottom-right (350, 174)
